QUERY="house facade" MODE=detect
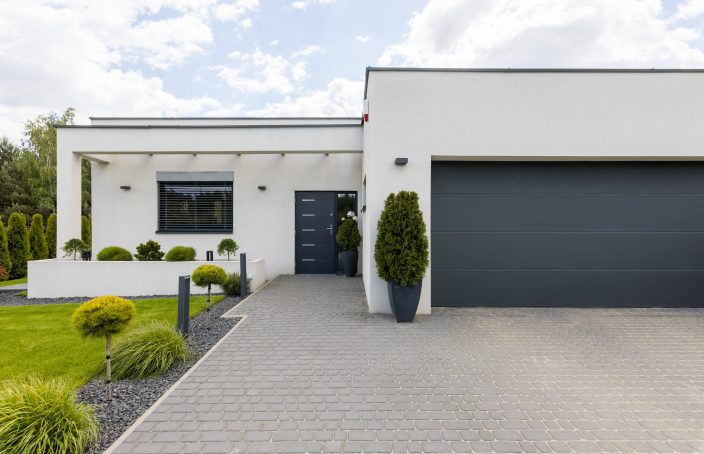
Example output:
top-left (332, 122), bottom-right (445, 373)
top-left (54, 68), bottom-right (704, 312)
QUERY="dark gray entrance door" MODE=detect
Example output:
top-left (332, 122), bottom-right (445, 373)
top-left (432, 161), bottom-right (704, 307)
top-left (295, 191), bottom-right (335, 274)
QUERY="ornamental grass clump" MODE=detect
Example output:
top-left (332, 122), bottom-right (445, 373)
top-left (192, 264), bottom-right (227, 329)
top-left (72, 296), bottom-right (136, 400)
top-left (96, 246), bottom-right (133, 261)
top-left (0, 377), bottom-right (99, 454)
top-left (221, 272), bottom-right (251, 296)
top-left (165, 246), bottom-right (196, 262)
top-left (374, 191), bottom-right (429, 287)
top-left (112, 322), bottom-right (190, 379)
top-left (217, 238), bottom-right (238, 260)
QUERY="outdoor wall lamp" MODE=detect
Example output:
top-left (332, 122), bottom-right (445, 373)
top-left (395, 157), bottom-right (408, 165)
top-left (258, 185), bottom-right (267, 191)
top-left (120, 185), bottom-right (131, 190)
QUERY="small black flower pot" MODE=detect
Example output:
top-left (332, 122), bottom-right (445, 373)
top-left (387, 279), bottom-right (422, 323)
top-left (340, 250), bottom-right (358, 277)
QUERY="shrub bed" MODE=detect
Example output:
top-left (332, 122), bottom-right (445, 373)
top-left (96, 246), bottom-right (133, 261)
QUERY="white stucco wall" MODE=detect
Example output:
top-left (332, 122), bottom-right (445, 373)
top-left (90, 153), bottom-right (362, 279)
top-left (363, 70), bottom-right (704, 315)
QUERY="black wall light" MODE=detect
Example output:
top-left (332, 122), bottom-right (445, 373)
top-left (120, 185), bottom-right (131, 190)
top-left (258, 185), bottom-right (267, 191)
top-left (395, 157), bottom-right (408, 165)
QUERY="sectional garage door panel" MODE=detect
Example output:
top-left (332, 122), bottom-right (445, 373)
top-left (431, 162), bottom-right (704, 308)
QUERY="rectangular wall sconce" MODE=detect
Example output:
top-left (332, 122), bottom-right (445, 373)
top-left (120, 185), bottom-right (131, 190)
top-left (395, 157), bottom-right (408, 165)
top-left (258, 185), bottom-right (267, 191)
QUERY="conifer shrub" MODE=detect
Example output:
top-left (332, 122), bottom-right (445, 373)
top-left (7, 213), bottom-right (29, 279)
top-left (96, 246), bottom-right (133, 261)
top-left (28, 214), bottom-right (48, 261)
top-left (134, 240), bottom-right (164, 261)
top-left (0, 265), bottom-right (8, 281)
top-left (217, 238), bottom-right (238, 260)
top-left (62, 238), bottom-right (86, 261)
top-left (165, 246), bottom-right (196, 262)
top-left (192, 264), bottom-right (227, 329)
top-left (336, 218), bottom-right (361, 251)
top-left (45, 213), bottom-right (57, 259)
top-left (0, 218), bottom-right (11, 277)
top-left (81, 215), bottom-right (91, 250)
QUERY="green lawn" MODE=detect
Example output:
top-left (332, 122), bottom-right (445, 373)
top-left (0, 277), bottom-right (27, 288)
top-left (0, 295), bottom-right (222, 388)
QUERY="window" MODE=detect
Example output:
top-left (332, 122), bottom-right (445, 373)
top-left (157, 181), bottom-right (233, 233)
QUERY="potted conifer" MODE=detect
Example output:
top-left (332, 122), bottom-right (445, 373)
top-left (374, 191), bottom-right (429, 322)
top-left (336, 212), bottom-right (361, 277)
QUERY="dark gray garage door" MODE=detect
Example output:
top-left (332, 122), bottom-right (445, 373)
top-left (431, 161), bottom-right (704, 307)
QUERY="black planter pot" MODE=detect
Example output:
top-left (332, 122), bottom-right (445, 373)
top-left (336, 252), bottom-right (343, 275)
top-left (340, 250), bottom-right (358, 277)
top-left (387, 279), bottom-right (422, 323)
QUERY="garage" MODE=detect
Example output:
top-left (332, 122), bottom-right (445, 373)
top-left (431, 161), bottom-right (704, 307)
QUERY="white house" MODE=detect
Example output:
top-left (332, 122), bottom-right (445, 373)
top-left (42, 67), bottom-right (704, 312)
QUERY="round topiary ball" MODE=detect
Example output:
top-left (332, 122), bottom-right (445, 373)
top-left (96, 246), bottom-right (133, 261)
top-left (165, 246), bottom-right (196, 262)
top-left (72, 296), bottom-right (136, 338)
top-left (192, 264), bottom-right (228, 288)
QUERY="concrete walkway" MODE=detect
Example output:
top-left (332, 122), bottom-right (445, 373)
top-left (110, 275), bottom-right (704, 453)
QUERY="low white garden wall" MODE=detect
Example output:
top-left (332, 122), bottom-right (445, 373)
top-left (27, 258), bottom-right (266, 298)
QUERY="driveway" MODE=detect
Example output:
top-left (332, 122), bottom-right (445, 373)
top-left (109, 275), bottom-right (704, 453)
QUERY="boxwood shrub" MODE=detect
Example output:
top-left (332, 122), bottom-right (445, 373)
top-left (96, 246), bottom-right (133, 261)
top-left (165, 246), bottom-right (196, 262)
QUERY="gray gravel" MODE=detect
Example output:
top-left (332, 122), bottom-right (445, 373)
top-left (0, 292), bottom-right (226, 307)
top-left (76, 295), bottom-right (243, 453)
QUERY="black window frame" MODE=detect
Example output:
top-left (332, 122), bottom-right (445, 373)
top-left (156, 180), bottom-right (233, 234)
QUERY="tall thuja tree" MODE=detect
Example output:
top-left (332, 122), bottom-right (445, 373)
top-left (7, 212), bottom-right (29, 279)
top-left (81, 215), bottom-right (91, 251)
top-left (28, 214), bottom-right (48, 260)
top-left (46, 213), bottom-right (57, 258)
top-left (0, 217), bottom-right (11, 277)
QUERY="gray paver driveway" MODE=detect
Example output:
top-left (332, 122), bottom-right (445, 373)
top-left (110, 275), bottom-right (704, 454)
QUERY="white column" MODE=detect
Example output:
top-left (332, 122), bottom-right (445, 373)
top-left (56, 135), bottom-right (83, 258)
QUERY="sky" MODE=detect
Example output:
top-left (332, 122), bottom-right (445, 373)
top-left (0, 0), bottom-right (703, 142)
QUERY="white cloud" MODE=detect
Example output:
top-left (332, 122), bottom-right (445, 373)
top-left (240, 17), bottom-right (253, 30)
top-left (379, 0), bottom-right (704, 68)
top-left (290, 0), bottom-right (336, 10)
top-left (247, 78), bottom-right (363, 117)
top-left (355, 35), bottom-right (370, 44)
top-left (673, 0), bottom-right (704, 20)
top-left (215, 45), bottom-right (322, 93)
top-left (214, 0), bottom-right (259, 21)
top-left (270, 39), bottom-right (279, 46)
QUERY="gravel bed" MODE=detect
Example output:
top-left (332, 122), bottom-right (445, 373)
top-left (77, 296), bottom-right (243, 453)
top-left (0, 293), bottom-right (225, 307)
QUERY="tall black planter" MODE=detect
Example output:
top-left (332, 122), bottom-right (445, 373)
top-left (387, 280), bottom-right (422, 322)
top-left (340, 250), bottom-right (358, 277)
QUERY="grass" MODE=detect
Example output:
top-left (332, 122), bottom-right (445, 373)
top-left (0, 277), bottom-right (27, 288)
top-left (112, 322), bottom-right (190, 379)
top-left (0, 295), bottom-right (222, 388)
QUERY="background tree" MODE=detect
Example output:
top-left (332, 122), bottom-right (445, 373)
top-left (72, 296), bottom-right (136, 400)
top-left (81, 215), bottom-right (91, 250)
top-left (216, 239), bottom-right (238, 260)
top-left (0, 218), bottom-right (11, 277)
top-left (45, 213), bottom-right (57, 258)
top-left (6, 212), bottom-right (29, 279)
top-left (28, 214), bottom-right (48, 261)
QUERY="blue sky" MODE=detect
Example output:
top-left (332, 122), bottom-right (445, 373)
top-left (0, 0), bottom-right (703, 141)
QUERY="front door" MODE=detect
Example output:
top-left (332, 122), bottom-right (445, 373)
top-left (295, 191), bottom-right (335, 273)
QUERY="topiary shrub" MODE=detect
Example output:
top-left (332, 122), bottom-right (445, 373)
top-left (0, 218), bottom-right (11, 278)
top-left (0, 265), bottom-right (8, 281)
top-left (192, 264), bottom-right (227, 329)
top-left (134, 240), bottom-right (164, 261)
top-left (45, 213), bottom-right (57, 259)
top-left (81, 215), bottom-right (91, 251)
top-left (165, 246), bottom-right (196, 262)
top-left (6, 213), bottom-right (28, 279)
top-left (0, 377), bottom-right (99, 454)
top-left (96, 246), bottom-right (133, 261)
top-left (336, 218), bottom-right (361, 251)
top-left (221, 272), bottom-right (251, 296)
top-left (217, 238), bottom-right (238, 260)
top-left (62, 238), bottom-right (86, 261)
top-left (112, 322), bottom-right (190, 379)
top-left (72, 296), bottom-right (136, 400)
top-left (374, 191), bottom-right (429, 287)
top-left (28, 214), bottom-right (48, 261)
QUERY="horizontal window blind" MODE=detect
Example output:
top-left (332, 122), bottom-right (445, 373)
top-left (158, 181), bottom-right (233, 233)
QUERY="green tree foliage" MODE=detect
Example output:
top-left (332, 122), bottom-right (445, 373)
top-left (374, 191), bottom-right (429, 287)
top-left (0, 218), bottom-right (11, 277)
top-left (62, 238), bottom-right (86, 261)
top-left (216, 238), bottom-right (238, 260)
top-left (6, 213), bottom-right (29, 279)
top-left (45, 213), bottom-right (57, 259)
top-left (336, 218), bottom-right (361, 251)
top-left (81, 215), bottom-right (91, 250)
top-left (134, 240), bottom-right (164, 261)
top-left (165, 246), bottom-right (196, 262)
top-left (28, 214), bottom-right (48, 261)
top-left (96, 246), bottom-right (133, 261)
top-left (192, 264), bottom-right (227, 329)
top-left (72, 296), bottom-right (136, 400)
